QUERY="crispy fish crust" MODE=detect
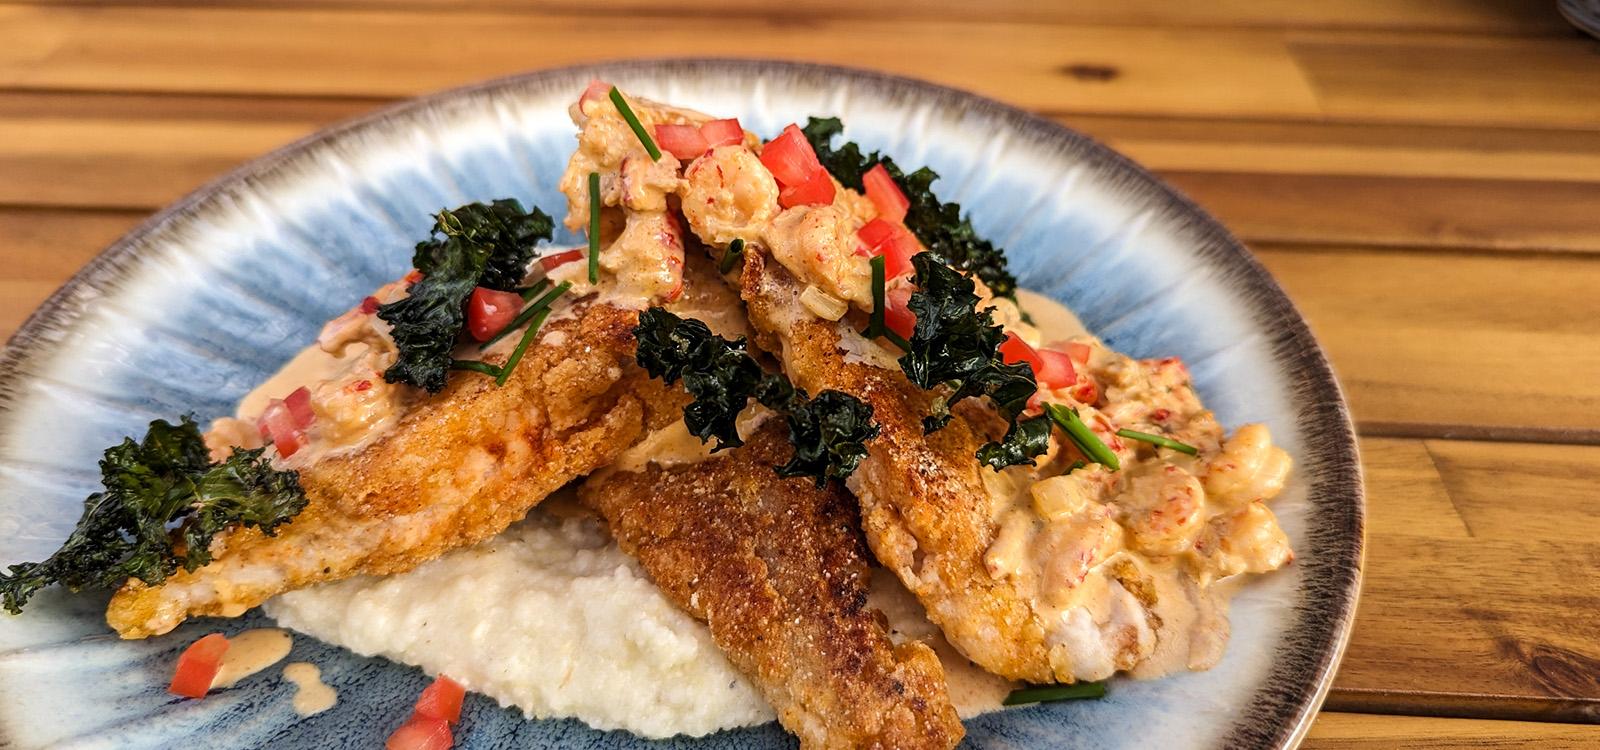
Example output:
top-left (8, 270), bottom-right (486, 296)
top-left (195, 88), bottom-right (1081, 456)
top-left (581, 422), bottom-right (963, 750)
top-left (739, 252), bottom-right (1145, 684)
top-left (106, 301), bottom-right (689, 639)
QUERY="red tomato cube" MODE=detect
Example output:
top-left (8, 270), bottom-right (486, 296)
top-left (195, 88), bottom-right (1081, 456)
top-left (760, 123), bottom-right (825, 186)
top-left (777, 170), bottom-right (836, 208)
top-left (386, 714), bottom-right (453, 750)
top-left (862, 164), bottom-right (910, 223)
top-left (283, 386), bottom-right (315, 429)
top-left (1034, 348), bottom-right (1078, 389)
top-left (414, 675), bottom-right (466, 724)
top-left (169, 633), bottom-right (230, 699)
top-left (884, 284), bottom-right (916, 340)
top-left (466, 287), bottom-right (525, 342)
top-left (699, 118), bottom-right (743, 147)
top-left (654, 123), bottom-right (710, 161)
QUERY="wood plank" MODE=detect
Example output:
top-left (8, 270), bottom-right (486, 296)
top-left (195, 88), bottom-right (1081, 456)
top-left (1, 92), bottom-right (1597, 254)
top-left (0, 207), bottom-right (143, 343)
top-left (20, 0), bottom-right (1574, 33)
top-left (1330, 438), bottom-right (1600, 722)
top-left (1170, 172), bottom-right (1600, 253)
top-left (1305, 713), bottom-right (1600, 749)
top-left (1255, 246), bottom-right (1600, 440)
top-left (3, 7), bottom-right (1599, 128)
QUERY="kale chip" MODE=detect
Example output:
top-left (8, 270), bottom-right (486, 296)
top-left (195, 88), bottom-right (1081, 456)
top-left (0, 417), bottom-right (307, 614)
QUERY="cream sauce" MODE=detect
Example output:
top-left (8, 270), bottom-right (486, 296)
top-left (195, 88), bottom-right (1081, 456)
top-left (869, 568), bottom-right (1016, 718)
top-left (212, 628), bottom-right (294, 689)
top-left (283, 662), bottom-right (337, 716)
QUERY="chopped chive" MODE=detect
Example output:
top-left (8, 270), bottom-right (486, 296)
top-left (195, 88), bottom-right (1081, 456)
top-left (518, 279), bottom-right (552, 302)
top-left (480, 281), bottom-right (572, 350)
top-left (861, 255), bottom-right (910, 351)
top-left (450, 359), bottom-right (501, 377)
top-left (495, 306), bottom-right (554, 387)
top-left (1043, 403), bottom-right (1120, 470)
top-left (1002, 681), bottom-right (1107, 706)
top-left (719, 238), bottom-right (746, 275)
top-left (587, 172), bottom-right (602, 284)
top-left (608, 87), bottom-right (661, 161)
top-left (1116, 428), bottom-right (1198, 456)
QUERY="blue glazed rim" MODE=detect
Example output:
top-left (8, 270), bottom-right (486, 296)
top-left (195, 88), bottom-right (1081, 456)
top-left (0, 58), bottom-right (1364, 750)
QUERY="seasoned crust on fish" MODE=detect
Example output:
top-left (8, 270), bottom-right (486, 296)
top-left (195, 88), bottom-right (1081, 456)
top-left (581, 422), bottom-right (963, 750)
top-left (106, 301), bottom-right (690, 639)
top-left (738, 251), bottom-right (1151, 684)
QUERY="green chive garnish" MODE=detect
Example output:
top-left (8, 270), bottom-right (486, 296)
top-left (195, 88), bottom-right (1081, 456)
top-left (862, 254), bottom-right (910, 350)
top-left (450, 360), bottom-right (501, 377)
top-left (496, 306), bottom-right (554, 387)
top-left (587, 172), bottom-right (602, 284)
top-left (719, 238), bottom-right (746, 275)
top-left (608, 87), bottom-right (661, 161)
top-left (1043, 403), bottom-right (1120, 470)
top-left (1116, 428), bottom-right (1198, 455)
top-left (518, 279), bottom-right (552, 302)
top-left (1002, 681), bottom-right (1107, 706)
top-left (481, 281), bottom-right (572, 350)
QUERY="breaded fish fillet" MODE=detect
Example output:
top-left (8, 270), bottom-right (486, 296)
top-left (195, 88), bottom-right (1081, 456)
top-left (738, 252), bottom-right (1153, 684)
top-left (105, 301), bottom-right (691, 639)
top-left (581, 421), bottom-right (963, 749)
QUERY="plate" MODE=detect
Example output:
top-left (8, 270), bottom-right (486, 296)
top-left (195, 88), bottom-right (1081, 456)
top-left (0, 59), bottom-right (1363, 749)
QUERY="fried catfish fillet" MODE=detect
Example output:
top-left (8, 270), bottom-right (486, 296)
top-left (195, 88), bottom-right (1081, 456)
top-left (581, 421), bottom-right (963, 749)
top-left (103, 290), bottom-right (715, 639)
top-left (737, 252), bottom-right (1157, 684)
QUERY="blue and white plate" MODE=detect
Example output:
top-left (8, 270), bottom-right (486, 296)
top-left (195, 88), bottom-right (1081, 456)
top-left (0, 60), bottom-right (1363, 749)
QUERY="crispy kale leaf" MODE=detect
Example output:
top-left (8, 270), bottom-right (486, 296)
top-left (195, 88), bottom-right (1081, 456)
top-left (898, 254), bottom-right (1048, 469)
top-left (803, 117), bottom-right (1018, 298)
top-left (634, 308), bottom-right (879, 484)
top-left (378, 199), bottom-right (554, 392)
top-left (0, 417), bottom-right (307, 614)
top-left (633, 307), bottom-right (766, 450)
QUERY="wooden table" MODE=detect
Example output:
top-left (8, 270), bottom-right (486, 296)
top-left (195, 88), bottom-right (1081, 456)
top-left (2, 2), bottom-right (1598, 747)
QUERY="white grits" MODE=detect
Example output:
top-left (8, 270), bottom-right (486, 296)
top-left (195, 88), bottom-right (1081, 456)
top-left (265, 510), bottom-right (775, 738)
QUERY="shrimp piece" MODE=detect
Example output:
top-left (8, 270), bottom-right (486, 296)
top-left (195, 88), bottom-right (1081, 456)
top-left (1119, 464), bottom-right (1207, 556)
top-left (681, 145), bottom-right (780, 246)
top-left (760, 203), bottom-right (874, 309)
top-left (1195, 501), bottom-right (1293, 580)
top-left (1204, 423), bottom-right (1293, 507)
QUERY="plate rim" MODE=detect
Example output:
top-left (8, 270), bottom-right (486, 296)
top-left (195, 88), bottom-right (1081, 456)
top-left (0, 58), bottom-right (1364, 750)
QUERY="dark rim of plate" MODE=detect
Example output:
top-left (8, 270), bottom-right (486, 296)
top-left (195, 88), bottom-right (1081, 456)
top-left (0, 58), bottom-right (1363, 750)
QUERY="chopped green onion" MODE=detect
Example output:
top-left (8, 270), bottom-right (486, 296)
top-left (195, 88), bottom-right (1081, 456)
top-left (450, 359), bottom-right (501, 377)
top-left (1043, 403), bottom-right (1120, 470)
top-left (587, 172), bottom-right (602, 284)
top-left (480, 281), bottom-right (572, 350)
top-left (608, 87), bottom-right (661, 161)
top-left (861, 254), bottom-right (910, 351)
top-left (719, 238), bottom-right (746, 275)
top-left (1115, 428), bottom-right (1198, 456)
top-left (518, 279), bottom-right (552, 302)
top-left (1002, 681), bottom-right (1107, 706)
top-left (495, 306), bottom-right (554, 387)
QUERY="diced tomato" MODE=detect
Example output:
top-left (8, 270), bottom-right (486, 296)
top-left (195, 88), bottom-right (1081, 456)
top-left (415, 675), bottom-right (466, 724)
top-left (777, 169), bottom-right (836, 208)
top-left (386, 714), bottom-right (453, 750)
top-left (578, 79), bottom-right (612, 109)
top-left (856, 219), bottom-right (918, 279)
top-left (403, 269), bottom-right (424, 285)
top-left (1034, 348), bottom-right (1078, 390)
top-left (760, 124), bottom-right (825, 186)
top-left (699, 118), bottom-right (743, 147)
top-left (1065, 342), bottom-right (1092, 365)
top-left (359, 296), bottom-right (380, 315)
top-left (257, 400), bottom-right (306, 458)
top-left (169, 633), bottom-right (230, 699)
top-left (539, 249), bottom-right (585, 273)
top-left (998, 333), bottom-right (1044, 374)
top-left (655, 123), bottom-right (709, 161)
top-left (862, 164), bottom-right (910, 223)
top-left (466, 287), bottom-right (524, 342)
top-left (283, 386), bottom-right (315, 429)
top-left (884, 284), bottom-right (916, 340)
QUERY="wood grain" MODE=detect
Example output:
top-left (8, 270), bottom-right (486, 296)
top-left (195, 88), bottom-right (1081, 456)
top-left (24, 0), bottom-right (1574, 33)
top-left (2, 92), bottom-right (1597, 253)
top-left (4, 7), bottom-right (1600, 127)
top-left (1330, 438), bottom-right (1600, 722)
top-left (1256, 245), bottom-right (1600, 440)
top-left (1305, 713), bottom-right (1600, 748)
